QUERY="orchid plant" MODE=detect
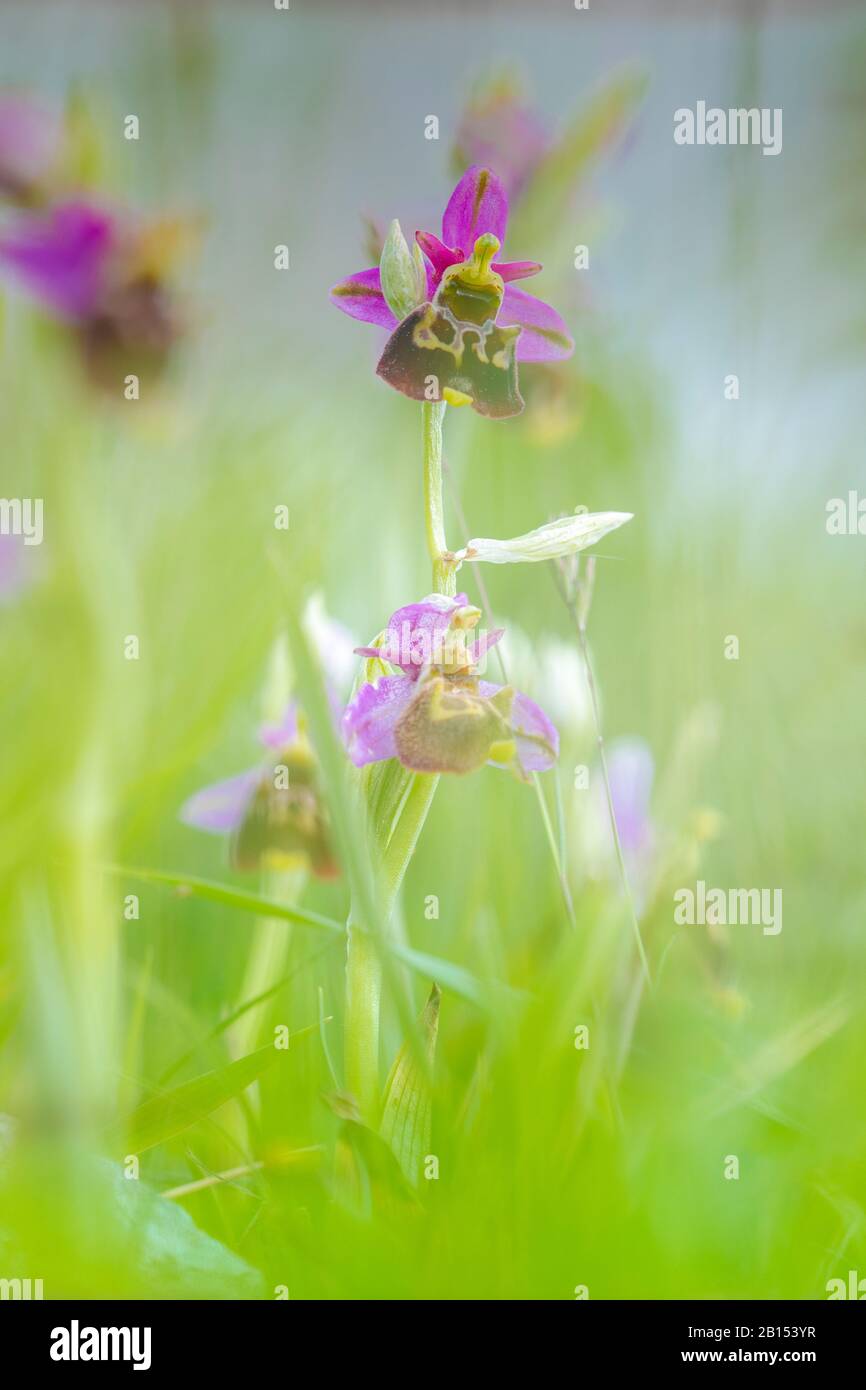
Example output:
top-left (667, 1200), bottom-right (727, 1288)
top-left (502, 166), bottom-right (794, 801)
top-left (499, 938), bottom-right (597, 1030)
top-left (328, 163), bottom-right (633, 1136)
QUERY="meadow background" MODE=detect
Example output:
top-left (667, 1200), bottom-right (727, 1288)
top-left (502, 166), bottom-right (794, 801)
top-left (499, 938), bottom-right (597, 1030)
top-left (1, 0), bottom-right (865, 1300)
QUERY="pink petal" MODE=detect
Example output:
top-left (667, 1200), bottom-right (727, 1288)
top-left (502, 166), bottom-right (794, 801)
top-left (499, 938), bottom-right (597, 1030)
top-left (259, 701), bottom-right (299, 751)
top-left (180, 768), bottom-right (260, 833)
top-left (415, 230), bottom-right (461, 283)
top-left (442, 166), bottom-right (508, 255)
top-left (494, 260), bottom-right (542, 283)
top-left (329, 266), bottom-right (397, 328)
top-left (478, 682), bottom-right (559, 773)
top-left (499, 285), bottom-right (574, 363)
top-left (379, 594), bottom-right (469, 677)
top-left (466, 628), bottom-right (504, 672)
top-left (0, 201), bottom-right (114, 320)
top-left (342, 675), bottom-right (416, 766)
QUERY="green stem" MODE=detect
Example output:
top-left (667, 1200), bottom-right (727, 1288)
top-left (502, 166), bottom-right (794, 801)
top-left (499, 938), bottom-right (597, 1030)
top-left (345, 915), bottom-right (382, 1123)
top-left (344, 404), bottom-right (453, 1122)
top-left (423, 399), bottom-right (455, 596)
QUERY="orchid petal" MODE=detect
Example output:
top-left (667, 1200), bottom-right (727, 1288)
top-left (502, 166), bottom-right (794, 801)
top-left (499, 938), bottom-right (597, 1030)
top-left (0, 201), bottom-right (114, 320)
top-left (466, 627), bottom-right (504, 671)
top-left (259, 702), bottom-right (299, 751)
top-left (393, 677), bottom-right (517, 776)
top-left (499, 285), bottom-right (574, 362)
top-left (454, 79), bottom-right (550, 202)
top-left (329, 266), bottom-right (397, 328)
top-left (376, 302), bottom-right (524, 418)
top-left (494, 260), bottom-right (542, 283)
top-left (442, 166), bottom-right (508, 254)
top-left (479, 681), bottom-right (559, 772)
top-left (179, 768), bottom-right (260, 834)
top-left (342, 675), bottom-right (416, 766)
top-left (607, 738), bottom-right (655, 856)
top-left (415, 230), bottom-right (461, 282)
top-left (364, 593), bottom-right (469, 678)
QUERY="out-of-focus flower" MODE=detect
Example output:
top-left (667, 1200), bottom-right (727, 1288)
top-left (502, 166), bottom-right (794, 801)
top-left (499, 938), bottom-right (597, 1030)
top-left (501, 625), bottom-right (592, 740)
top-left (0, 93), bottom-right (61, 205)
top-left (303, 590), bottom-right (359, 696)
top-left (180, 703), bottom-right (339, 879)
top-left (452, 73), bottom-right (550, 204)
top-left (331, 165), bottom-right (573, 418)
top-left (0, 199), bottom-right (191, 387)
top-left (449, 69), bottom-right (647, 442)
top-left (342, 592), bottom-right (558, 778)
top-left (0, 534), bottom-right (41, 604)
top-left (579, 737), bottom-right (656, 901)
top-left (605, 738), bottom-right (655, 865)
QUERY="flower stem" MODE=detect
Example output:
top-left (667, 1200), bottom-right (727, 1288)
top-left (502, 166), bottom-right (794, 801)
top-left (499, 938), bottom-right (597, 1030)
top-left (343, 405), bottom-right (452, 1123)
top-left (422, 399), bottom-right (455, 596)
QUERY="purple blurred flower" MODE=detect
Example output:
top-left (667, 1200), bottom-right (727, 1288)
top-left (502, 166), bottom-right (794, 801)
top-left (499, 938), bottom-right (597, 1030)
top-left (607, 738), bottom-right (655, 863)
top-left (343, 593), bottom-right (558, 778)
top-left (330, 165), bottom-right (573, 417)
top-left (0, 533), bottom-right (40, 604)
top-left (0, 199), bottom-right (186, 387)
top-left (453, 76), bottom-right (550, 204)
top-left (180, 702), bottom-right (339, 878)
top-left (0, 93), bottom-right (61, 204)
top-left (0, 201), bottom-right (114, 319)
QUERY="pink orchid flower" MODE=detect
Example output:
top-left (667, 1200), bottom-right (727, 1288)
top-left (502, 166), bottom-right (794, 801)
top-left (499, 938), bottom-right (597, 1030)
top-left (330, 166), bottom-right (574, 417)
top-left (343, 593), bottom-right (558, 778)
top-left (180, 703), bottom-right (339, 879)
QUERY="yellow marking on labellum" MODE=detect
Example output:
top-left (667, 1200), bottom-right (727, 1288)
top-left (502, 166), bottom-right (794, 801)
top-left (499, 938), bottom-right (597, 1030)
top-left (427, 680), bottom-right (485, 723)
top-left (414, 304), bottom-right (465, 363)
top-left (443, 387), bottom-right (472, 407)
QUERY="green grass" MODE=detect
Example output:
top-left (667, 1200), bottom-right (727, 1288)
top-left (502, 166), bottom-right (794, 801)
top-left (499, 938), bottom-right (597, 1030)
top-left (1, 3), bottom-right (865, 1301)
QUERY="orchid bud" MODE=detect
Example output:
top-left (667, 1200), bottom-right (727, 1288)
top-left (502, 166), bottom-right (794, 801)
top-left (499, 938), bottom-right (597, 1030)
top-left (379, 218), bottom-right (426, 322)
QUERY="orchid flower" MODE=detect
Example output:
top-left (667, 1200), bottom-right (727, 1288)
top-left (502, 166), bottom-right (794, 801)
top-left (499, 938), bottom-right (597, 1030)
top-left (342, 593), bottom-right (558, 779)
top-left (180, 702), bottom-right (338, 879)
top-left (0, 199), bottom-right (188, 387)
top-left (330, 165), bottom-right (573, 417)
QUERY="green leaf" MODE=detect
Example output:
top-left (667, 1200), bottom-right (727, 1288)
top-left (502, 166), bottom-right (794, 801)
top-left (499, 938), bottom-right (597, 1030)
top-left (112, 1033), bottom-right (312, 1154)
top-left (107, 863), bottom-right (343, 936)
top-left (103, 1160), bottom-right (265, 1297)
top-left (0, 1148), bottom-right (265, 1299)
top-left (451, 510), bottom-right (632, 567)
top-left (381, 985), bottom-right (440, 1185)
top-left (110, 862), bottom-right (499, 1010)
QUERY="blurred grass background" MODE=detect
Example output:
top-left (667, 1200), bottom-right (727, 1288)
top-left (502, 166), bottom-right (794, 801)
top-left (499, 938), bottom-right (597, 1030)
top-left (1, 0), bottom-right (865, 1299)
